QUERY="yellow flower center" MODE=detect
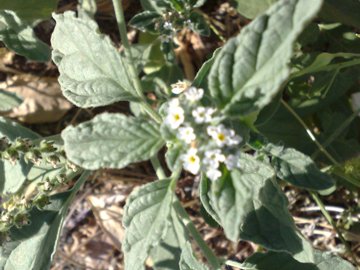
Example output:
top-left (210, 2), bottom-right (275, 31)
top-left (189, 156), bottom-right (197, 163)
top-left (217, 133), bottom-right (225, 141)
top-left (173, 114), bottom-right (181, 121)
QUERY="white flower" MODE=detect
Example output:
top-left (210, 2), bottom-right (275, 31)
top-left (177, 126), bottom-right (196, 144)
top-left (163, 21), bottom-right (173, 30)
top-left (206, 168), bottom-right (222, 181)
top-left (207, 125), bottom-right (242, 147)
top-left (165, 99), bottom-right (184, 129)
top-left (203, 149), bottom-right (225, 168)
top-left (171, 81), bottom-right (191, 94)
top-left (225, 154), bottom-right (240, 170)
top-left (184, 87), bottom-right (204, 102)
top-left (182, 148), bottom-right (201, 175)
top-left (192, 107), bottom-right (216, 123)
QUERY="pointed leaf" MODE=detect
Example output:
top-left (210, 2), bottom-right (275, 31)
top-left (0, 90), bottom-right (22, 112)
top-left (205, 154), bottom-right (302, 253)
top-left (123, 180), bottom-right (174, 270)
top-left (241, 252), bottom-right (318, 270)
top-left (0, 11), bottom-right (51, 61)
top-left (51, 12), bottom-right (138, 108)
top-left (264, 143), bottom-right (335, 191)
top-left (62, 113), bottom-right (165, 170)
top-left (179, 242), bottom-right (209, 270)
top-left (208, 0), bottom-right (323, 116)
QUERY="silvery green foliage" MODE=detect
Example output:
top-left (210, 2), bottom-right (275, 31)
top-left (179, 242), bottom-right (209, 270)
top-left (61, 113), bottom-right (164, 170)
top-left (0, 10), bottom-right (51, 61)
top-left (122, 180), bottom-right (174, 270)
top-left (201, 154), bottom-right (302, 253)
top-left (209, 0), bottom-right (323, 116)
top-left (51, 12), bottom-right (138, 108)
top-left (0, 89), bottom-right (22, 112)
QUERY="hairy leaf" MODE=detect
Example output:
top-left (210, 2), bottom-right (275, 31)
top-left (264, 144), bottom-right (335, 191)
top-left (235, 0), bottom-right (277, 19)
top-left (129, 11), bottom-right (161, 34)
top-left (314, 250), bottom-right (356, 270)
top-left (51, 12), bottom-right (138, 108)
top-left (0, 89), bottom-right (22, 112)
top-left (0, 117), bottom-right (39, 194)
top-left (179, 242), bottom-right (209, 270)
top-left (150, 209), bottom-right (188, 270)
top-left (62, 113), bottom-right (164, 170)
top-left (241, 252), bottom-right (318, 270)
top-left (123, 180), bottom-right (174, 270)
top-left (1, 171), bottom-right (90, 270)
top-left (204, 154), bottom-right (302, 253)
top-left (0, 0), bottom-right (58, 24)
top-left (0, 11), bottom-right (51, 61)
top-left (208, 0), bottom-right (323, 116)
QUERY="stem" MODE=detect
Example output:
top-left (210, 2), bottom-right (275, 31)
top-left (150, 156), bottom-right (167, 179)
top-left (111, 0), bottom-right (162, 124)
top-left (311, 192), bottom-right (358, 265)
top-left (312, 108), bottom-right (360, 160)
top-left (280, 99), bottom-right (339, 165)
top-left (174, 200), bottom-right (221, 269)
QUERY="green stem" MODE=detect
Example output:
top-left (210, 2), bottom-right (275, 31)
top-left (225, 260), bottom-right (244, 269)
top-left (312, 108), bottom-right (360, 160)
top-left (280, 99), bottom-right (339, 165)
top-left (111, 0), bottom-right (162, 124)
top-left (150, 156), bottom-right (167, 179)
top-left (174, 200), bottom-right (221, 270)
top-left (311, 192), bottom-right (358, 265)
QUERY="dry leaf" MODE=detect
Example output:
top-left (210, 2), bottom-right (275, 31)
top-left (0, 74), bottom-right (72, 123)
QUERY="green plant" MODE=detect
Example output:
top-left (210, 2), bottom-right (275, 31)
top-left (1, 0), bottom-right (360, 269)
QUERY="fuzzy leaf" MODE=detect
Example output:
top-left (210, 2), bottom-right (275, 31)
top-left (123, 180), bottom-right (174, 270)
top-left (179, 242), bottom-right (209, 270)
top-left (241, 252), bottom-right (318, 270)
top-left (264, 144), bottom-right (335, 191)
top-left (204, 154), bottom-right (302, 253)
top-left (0, 89), bottom-right (22, 112)
top-left (235, 0), bottom-right (277, 19)
top-left (314, 250), bottom-right (356, 270)
top-left (62, 113), bottom-right (164, 170)
top-left (51, 12), bottom-right (138, 108)
top-left (1, 171), bottom-right (90, 270)
top-left (208, 0), bottom-right (323, 116)
top-left (0, 0), bottom-right (58, 24)
top-left (0, 11), bottom-right (51, 61)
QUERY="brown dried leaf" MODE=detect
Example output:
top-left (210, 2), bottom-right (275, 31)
top-left (0, 74), bottom-right (72, 123)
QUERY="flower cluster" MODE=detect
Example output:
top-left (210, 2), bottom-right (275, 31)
top-left (164, 81), bottom-right (243, 181)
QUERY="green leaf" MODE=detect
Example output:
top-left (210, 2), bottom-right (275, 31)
top-left (129, 11), bottom-right (161, 34)
top-left (208, 0), bottom-right (324, 116)
top-left (319, 0), bottom-right (360, 29)
top-left (192, 48), bottom-right (221, 89)
top-left (264, 143), bottom-right (335, 191)
top-left (204, 154), bottom-right (302, 253)
top-left (123, 179), bottom-right (174, 270)
top-left (78, 0), bottom-right (97, 19)
top-left (0, 117), bottom-right (39, 194)
top-left (0, 10), bottom-right (51, 62)
top-left (241, 251), bottom-right (318, 270)
top-left (51, 12), bottom-right (138, 108)
top-left (0, 89), bottom-right (22, 112)
top-left (150, 209), bottom-right (188, 270)
top-left (0, 0), bottom-right (58, 24)
top-left (179, 242), bottom-right (209, 270)
top-left (314, 250), bottom-right (356, 270)
top-left (62, 113), bottom-right (165, 170)
top-left (165, 142), bottom-right (183, 172)
top-left (235, 0), bottom-right (278, 19)
top-left (189, 12), bottom-right (210, 36)
top-left (1, 171), bottom-right (90, 270)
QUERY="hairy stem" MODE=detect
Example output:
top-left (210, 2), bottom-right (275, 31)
top-left (111, 0), bottom-right (162, 123)
top-left (225, 260), bottom-right (243, 269)
top-left (150, 156), bottom-right (167, 179)
top-left (174, 200), bottom-right (221, 269)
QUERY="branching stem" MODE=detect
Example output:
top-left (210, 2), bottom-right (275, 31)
top-left (111, 0), bottom-right (162, 124)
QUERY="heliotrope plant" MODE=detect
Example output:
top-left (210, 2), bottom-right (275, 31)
top-left (0, 0), bottom-right (360, 269)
